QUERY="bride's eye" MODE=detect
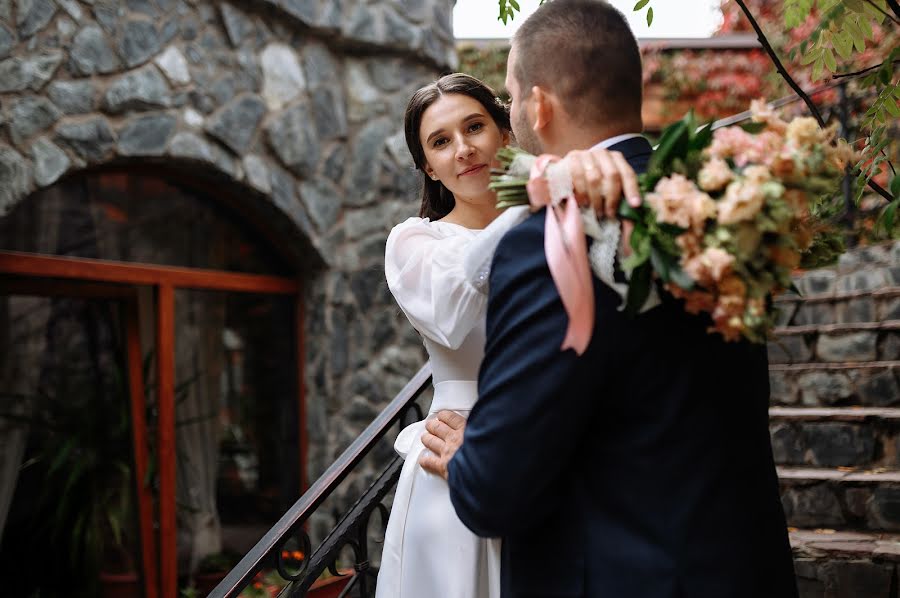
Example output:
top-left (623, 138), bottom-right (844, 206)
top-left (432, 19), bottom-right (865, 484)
top-left (468, 122), bottom-right (484, 133)
top-left (432, 137), bottom-right (448, 148)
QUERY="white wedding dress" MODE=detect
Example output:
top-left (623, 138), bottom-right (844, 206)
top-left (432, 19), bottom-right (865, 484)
top-left (376, 206), bottom-right (529, 598)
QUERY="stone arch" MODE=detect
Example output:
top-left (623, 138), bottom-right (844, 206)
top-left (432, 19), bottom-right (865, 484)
top-left (0, 0), bottom-right (452, 271)
top-left (1, 0), bottom-right (451, 537)
top-left (1, 125), bottom-right (325, 274)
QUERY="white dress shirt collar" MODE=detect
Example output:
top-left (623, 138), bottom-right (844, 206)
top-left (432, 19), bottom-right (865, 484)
top-left (591, 133), bottom-right (645, 150)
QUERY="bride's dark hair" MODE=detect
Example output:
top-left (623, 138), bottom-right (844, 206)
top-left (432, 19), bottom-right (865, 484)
top-left (403, 73), bottom-right (511, 221)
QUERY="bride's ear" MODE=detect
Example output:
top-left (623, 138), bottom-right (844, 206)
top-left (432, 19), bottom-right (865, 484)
top-left (423, 164), bottom-right (438, 181)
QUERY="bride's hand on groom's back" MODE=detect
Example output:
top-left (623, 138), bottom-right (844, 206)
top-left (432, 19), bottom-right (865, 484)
top-left (419, 410), bottom-right (467, 480)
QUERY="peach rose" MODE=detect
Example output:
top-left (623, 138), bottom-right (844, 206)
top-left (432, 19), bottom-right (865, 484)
top-left (735, 132), bottom-right (783, 167)
top-left (750, 98), bottom-right (788, 133)
top-left (769, 244), bottom-right (801, 269)
top-left (667, 284), bottom-right (717, 314)
top-left (683, 247), bottom-right (735, 287)
top-left (785, 117), bottom-right (822, 148)
top-left (646, 174), bottom-right (716, 232)
top-left (711, 277), bottom-right (748, 342)
top-left (770, 153), bottom-right (798, 179)
top-left (717, 177), bottom-right (767, 225)
top-left (707, 126), bottom-right (752, 161)
top-left (698, 157), bottom-right (734, 192)
top-left (676, 232), bottom-right (703, 258)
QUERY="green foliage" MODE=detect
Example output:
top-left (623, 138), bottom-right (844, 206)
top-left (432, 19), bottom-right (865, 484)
top-left (498, 0), bottom-right (520, 25)
top-left (790, 0), bottom-right (886, 81)
top-left (783, 0), bottom-right (899, 224)
top-left (497, 0), bottom-right (548, 25)
top-left (640, 110), bottom-right (713, 191)
top-left (457, 44), bottom-right (510, 101)
top-left (0, 357), bottom-right (138, 592)
top-left (633, 0), bottom-right (654, 26)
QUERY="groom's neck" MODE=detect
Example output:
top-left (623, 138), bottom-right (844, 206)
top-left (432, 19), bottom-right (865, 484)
top-left (543, 120), bottom-right (641, 156)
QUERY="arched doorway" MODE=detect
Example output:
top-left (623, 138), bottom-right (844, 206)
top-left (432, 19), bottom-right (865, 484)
top-left (0, 170), bottom-right (308, 597)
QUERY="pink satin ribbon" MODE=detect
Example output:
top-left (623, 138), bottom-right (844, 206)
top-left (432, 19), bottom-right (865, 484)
top-left (525, 155), bottom-right (595, 355)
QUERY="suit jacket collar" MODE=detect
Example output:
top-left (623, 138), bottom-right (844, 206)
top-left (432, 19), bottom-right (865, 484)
top-left (600, 135), bottom-right (653, 164)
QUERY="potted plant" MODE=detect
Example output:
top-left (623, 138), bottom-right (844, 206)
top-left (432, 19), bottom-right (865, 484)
top-left (0, 353), bottom-right (141, 597)
top-left (192, 551), bottom-right (241, 594)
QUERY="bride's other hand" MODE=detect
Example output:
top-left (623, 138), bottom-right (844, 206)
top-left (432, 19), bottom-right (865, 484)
top-left (564, 148), bottom-right (641, 220)
top-left (419, 410), bottom-right (467, 480)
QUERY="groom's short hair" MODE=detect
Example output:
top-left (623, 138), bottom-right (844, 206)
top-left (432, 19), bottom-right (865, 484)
top-left (513, 0), bottom-right (642, 127)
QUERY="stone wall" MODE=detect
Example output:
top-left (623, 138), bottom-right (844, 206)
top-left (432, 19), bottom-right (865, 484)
top-left (0, 0), bottom-right (454, 539)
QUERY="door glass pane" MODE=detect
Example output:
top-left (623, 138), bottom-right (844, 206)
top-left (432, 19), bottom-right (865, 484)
top-left (0, 172), bottom-right (291, 276)
top-left (0, 294), bottom-right (142, 597)
top-left (172, 289), bottom-right (299, 577)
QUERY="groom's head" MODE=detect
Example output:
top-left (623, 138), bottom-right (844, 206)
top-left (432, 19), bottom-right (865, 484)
top-left (507, 0), bottom-right (643, 155)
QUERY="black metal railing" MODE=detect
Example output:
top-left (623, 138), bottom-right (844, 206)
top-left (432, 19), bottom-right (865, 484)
top-left (209, 363), bottom-right (432, 598)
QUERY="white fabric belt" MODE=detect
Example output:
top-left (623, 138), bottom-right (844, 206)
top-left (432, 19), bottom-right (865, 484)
top-left (394, 380), bottom-right (478, 459)
top-left (429, 380), bottom-right (478, 414)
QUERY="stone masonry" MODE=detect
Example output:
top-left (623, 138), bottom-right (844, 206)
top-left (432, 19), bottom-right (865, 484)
top-left (0, 0), bottom-right (455, 541)
top-left (769, 240), bottom-right (900, 598)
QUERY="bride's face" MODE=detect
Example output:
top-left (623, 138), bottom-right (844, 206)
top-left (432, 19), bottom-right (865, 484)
top-left (419, 93), bottom-right (509, 203)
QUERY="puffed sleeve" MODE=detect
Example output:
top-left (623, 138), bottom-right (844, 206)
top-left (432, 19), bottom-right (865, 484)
top-left (385, 217), bottom-right (485, 349)
top-left (385, 209), bottom-right (531, 349)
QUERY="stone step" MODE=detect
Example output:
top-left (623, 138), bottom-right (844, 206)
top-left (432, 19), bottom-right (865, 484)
top-left (770, 408), bottom-right (900, 468)
top-left (767, 322), bottom-right (900, 365)
top-left (790, 528), bottom-right (900, 597)
top-left (778, 466), bottom-right (900, 532)
top-left (769, 361), bottom-right (900, 407)
top-left (776, 286), bottom-right (900, 327)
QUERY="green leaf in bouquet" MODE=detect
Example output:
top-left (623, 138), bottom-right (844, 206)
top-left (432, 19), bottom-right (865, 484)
top-left (775, 267), bottom-right (795, 292)
top-left (891, 174), bottom-right (900, 200)
top-left (669, 265), bottom-right (695, 291)
top-left (649, 245), bottom-right (670, 282)
top-left (626, 223), bottom-right (652, 265)
top-left (683, 110), bottom-right (697, 137)
top-left (690, 122), bottom-right (714, 152)
top-left (624, 262), bottom-right (653, 317)
top-left (649, 118), bottom-right (689, 174)
top-left (618, 202), bottom-right (644, 222)
top-left (739, 122), bottom-right (767, 134)
top-left (800, 230), bottom-right (844, 269)
top-left (658, 222), bottom-right (687, 237)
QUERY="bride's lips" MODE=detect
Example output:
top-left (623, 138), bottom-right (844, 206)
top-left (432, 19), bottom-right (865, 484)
top-left (458, 164), bottom-right (487, 177)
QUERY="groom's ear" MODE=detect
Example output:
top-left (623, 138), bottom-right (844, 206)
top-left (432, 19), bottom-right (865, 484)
top-left (531, 86), bottom-right (552, 132)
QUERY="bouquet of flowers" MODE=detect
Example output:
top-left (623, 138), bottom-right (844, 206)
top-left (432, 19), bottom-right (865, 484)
top-left (489, 100), bottom-right (851, 343)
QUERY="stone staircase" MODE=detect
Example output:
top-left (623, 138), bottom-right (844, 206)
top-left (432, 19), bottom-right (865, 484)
top-left (768, 240), bottom-right (900, 597)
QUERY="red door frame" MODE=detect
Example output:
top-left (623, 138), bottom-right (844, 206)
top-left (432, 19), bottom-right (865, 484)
top-left (0, 251), bottom-right (305, 598)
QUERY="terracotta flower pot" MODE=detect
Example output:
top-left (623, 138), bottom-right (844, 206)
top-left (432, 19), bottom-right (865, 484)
top-left (308, 571), bottom-right (353, 598)
top-left (194, 570), bottom-right (229, 595)
top-left (99, 571), bottom-right (142, 598)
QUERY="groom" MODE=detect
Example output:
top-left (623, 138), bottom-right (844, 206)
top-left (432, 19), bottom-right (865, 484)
top-left (419, 1), bottom-right (798, 597)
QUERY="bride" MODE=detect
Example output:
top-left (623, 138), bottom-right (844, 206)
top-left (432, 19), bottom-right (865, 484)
top-left (376, 73), bottom-right (640, 597)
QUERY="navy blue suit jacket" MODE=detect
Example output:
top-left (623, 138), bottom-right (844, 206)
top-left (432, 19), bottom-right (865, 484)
top-left (447, 137), bottom-right (798, 598)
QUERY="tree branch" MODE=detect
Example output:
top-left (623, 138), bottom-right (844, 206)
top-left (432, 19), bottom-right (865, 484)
top-left (868, 180), bottom-right (894, 201)
top-left (733, 0), bottom-right (827, 127)
top-left (832, 59), bottom-right (900, 79)
top-left (734, 0), bottom-right (895, 204)
top-left (864, 0), bottom-right (900, 25)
